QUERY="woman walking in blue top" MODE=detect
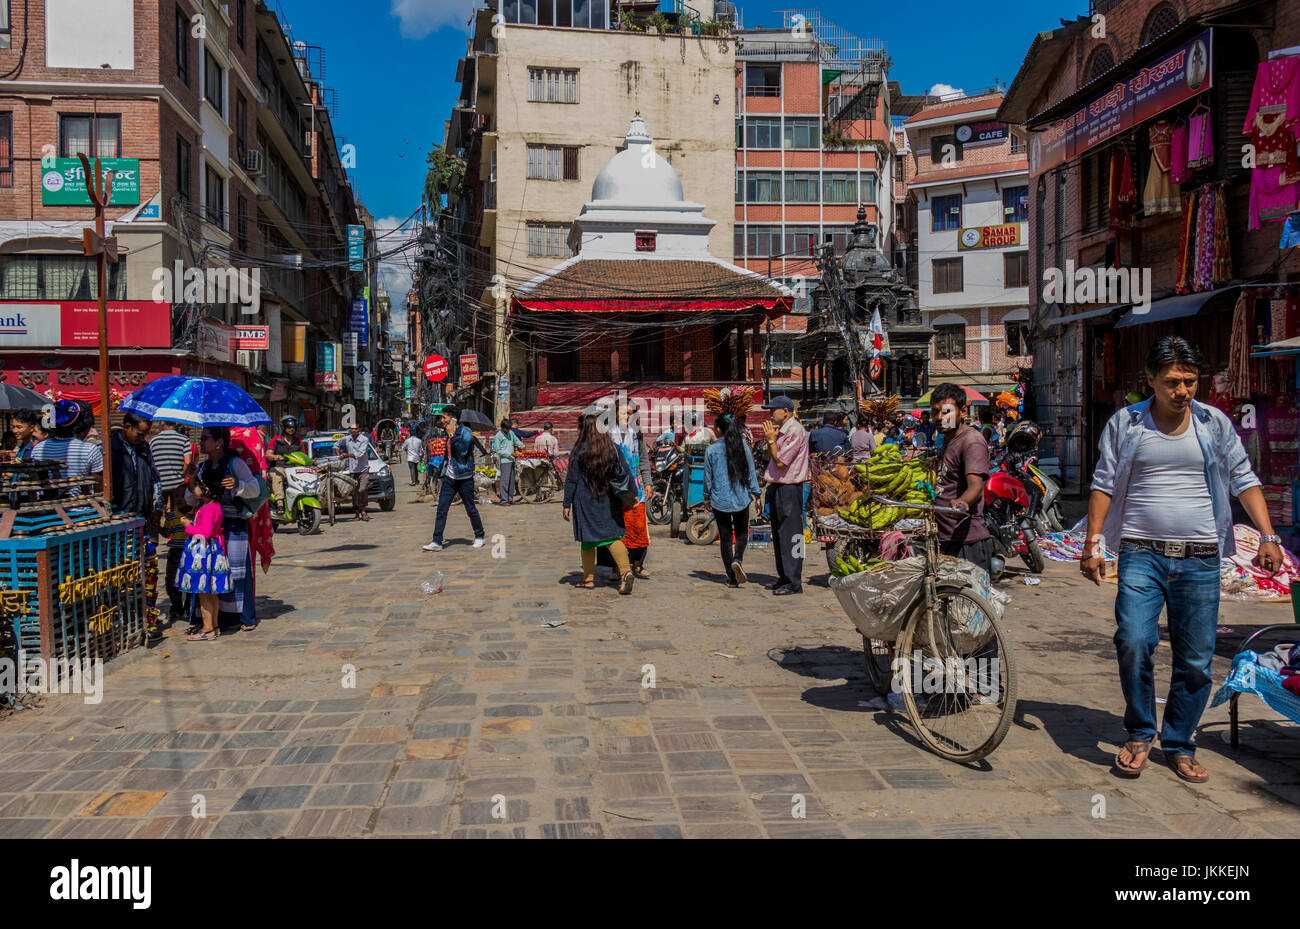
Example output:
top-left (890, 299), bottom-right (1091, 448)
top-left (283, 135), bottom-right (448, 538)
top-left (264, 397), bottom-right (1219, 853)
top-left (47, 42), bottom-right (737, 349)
top-left (703, 414), bottom-right (762, 587)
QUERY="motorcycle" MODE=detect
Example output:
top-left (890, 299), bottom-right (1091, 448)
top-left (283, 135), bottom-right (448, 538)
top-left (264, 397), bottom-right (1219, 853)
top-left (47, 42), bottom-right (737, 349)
top-left (646, 441), bottom-right (685, 536)
top-left (269, 450), bottom-right (323, 535)
top-left (1002, 420), bottom-right (1065, 535)
top-left (983, 466), bottom-right (1046, 577)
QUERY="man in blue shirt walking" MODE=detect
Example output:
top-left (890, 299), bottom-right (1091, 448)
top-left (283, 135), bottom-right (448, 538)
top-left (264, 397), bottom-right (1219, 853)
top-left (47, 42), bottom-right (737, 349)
top-left (423, 405), bottom-right (486, 551)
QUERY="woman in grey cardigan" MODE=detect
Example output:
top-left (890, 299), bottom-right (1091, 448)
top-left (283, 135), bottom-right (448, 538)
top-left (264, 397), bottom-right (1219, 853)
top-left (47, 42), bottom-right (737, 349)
top-left (563, 414), bottom-right (635, 594)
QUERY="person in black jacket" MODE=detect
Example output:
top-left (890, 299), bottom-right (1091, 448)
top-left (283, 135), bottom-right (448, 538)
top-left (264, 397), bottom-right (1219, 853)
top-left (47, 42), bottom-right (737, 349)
top-left (112, 412), bottom-right (163, 523)
top-left (563, 413), bottom-right (634, 595)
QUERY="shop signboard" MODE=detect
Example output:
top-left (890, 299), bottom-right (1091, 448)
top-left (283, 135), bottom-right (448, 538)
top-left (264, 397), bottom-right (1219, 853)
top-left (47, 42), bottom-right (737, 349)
top-left (1031, 30), bottom-right (1212, 174)
top-left (957, 224), bottom-right (1023, 250)
top-left (459, 354), bottom-right (478, 386)
top-left (233, 326), bottom-right (270, 350)
top-left (41, 158), bottom-right (141, 206)
top-left (342, 331), bottom-right (359, 366)
top-left (350, 299), bottom-right (368, 349)
top-left (347, 225), bottom-right (365, 271)
top-left (0, 301), bottom-right (170, 348)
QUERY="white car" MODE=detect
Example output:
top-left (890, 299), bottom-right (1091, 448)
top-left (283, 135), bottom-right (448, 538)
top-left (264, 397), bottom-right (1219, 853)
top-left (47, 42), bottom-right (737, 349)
top-left (301, 432), bottom-right (397, 511)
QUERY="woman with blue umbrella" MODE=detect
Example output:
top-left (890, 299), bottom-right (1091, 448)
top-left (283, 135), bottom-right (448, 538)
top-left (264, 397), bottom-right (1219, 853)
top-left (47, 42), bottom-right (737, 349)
top-left (122, 377), bottom-right (270, 633)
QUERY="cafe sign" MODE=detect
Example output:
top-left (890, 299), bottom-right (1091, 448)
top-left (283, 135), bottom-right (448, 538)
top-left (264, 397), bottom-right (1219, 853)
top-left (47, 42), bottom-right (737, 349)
top-left (41, 158), bottom-right (141, 206)
top-left (958, 224), bottom-right (1022, 250)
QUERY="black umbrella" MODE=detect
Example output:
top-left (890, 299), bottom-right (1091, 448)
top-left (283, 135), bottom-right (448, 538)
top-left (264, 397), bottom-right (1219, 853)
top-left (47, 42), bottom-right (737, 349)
top-left (456, 409), bottom-right (493, 429)
top-left (0, 383), bottom-right (50, 410)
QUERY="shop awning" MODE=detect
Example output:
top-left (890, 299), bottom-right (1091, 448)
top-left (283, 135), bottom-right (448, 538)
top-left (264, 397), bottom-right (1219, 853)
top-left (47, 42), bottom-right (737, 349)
top-left (1251, 336), bottom-right (1300, 358)
top-left (1114, 286), bottom-right (1238, 329)
top-left (1046, 303), bottom-right (1128, 327)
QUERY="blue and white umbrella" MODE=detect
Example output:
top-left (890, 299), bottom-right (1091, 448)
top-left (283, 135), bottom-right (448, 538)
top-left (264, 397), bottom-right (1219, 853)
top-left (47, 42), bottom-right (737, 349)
top-left (120, 375), bottom-right (271, 428)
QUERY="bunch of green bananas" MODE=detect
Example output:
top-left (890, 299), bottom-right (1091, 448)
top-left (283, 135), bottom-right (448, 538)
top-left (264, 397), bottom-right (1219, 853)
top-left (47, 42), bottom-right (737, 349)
top-left (831, 554), bottom-right (887, 577)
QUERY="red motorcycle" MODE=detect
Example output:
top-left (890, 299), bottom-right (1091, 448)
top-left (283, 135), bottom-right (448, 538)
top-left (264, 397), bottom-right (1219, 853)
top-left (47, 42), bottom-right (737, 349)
top-left (983, 458), bottom-right (1047, 577)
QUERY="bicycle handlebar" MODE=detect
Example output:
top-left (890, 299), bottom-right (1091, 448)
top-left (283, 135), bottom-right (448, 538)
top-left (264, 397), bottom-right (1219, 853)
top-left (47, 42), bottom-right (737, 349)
top-left (870, 493), bottom-right (967, 517)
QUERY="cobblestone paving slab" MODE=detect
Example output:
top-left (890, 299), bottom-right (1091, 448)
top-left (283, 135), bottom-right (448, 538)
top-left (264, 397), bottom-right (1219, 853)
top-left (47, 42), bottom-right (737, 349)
top-left (3, 483), bottom-right (1299, 838)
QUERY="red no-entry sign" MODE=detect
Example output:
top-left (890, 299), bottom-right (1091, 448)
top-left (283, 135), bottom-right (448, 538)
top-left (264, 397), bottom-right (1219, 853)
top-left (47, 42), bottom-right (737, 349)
top-left (424, 354), bottom-right (448, 382)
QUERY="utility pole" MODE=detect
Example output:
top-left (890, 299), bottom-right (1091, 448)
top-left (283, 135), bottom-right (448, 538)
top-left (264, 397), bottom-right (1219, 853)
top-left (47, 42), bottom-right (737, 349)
top-left (79, 154), bottom-right (117, 501)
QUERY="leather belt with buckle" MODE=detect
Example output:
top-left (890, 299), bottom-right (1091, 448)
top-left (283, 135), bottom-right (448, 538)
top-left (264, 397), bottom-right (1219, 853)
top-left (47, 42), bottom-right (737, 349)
top-left (1121, 537), bottom-right (1218, 559)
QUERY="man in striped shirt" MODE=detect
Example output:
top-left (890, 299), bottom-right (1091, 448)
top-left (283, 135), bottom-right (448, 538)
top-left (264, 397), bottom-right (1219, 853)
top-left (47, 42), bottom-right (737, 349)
top-left (148, 421), bottom-right (191, 491)
top-left (31, 400), bottom-right (102, 480)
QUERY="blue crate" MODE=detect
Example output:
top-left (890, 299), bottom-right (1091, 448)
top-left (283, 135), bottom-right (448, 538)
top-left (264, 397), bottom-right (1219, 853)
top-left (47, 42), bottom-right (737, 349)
top-left (0, 518), bottom-right (147, 667)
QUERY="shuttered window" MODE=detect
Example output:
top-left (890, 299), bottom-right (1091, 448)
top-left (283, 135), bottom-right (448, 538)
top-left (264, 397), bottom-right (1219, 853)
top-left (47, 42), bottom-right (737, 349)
top-left (527, 223), bottom-right (571, 256)
top-left (527, 144), bottom-right (578, 180)
top-left (527, 68), bottom-right (579, 103)
top-left (933, 258), bottom-right (963, 294)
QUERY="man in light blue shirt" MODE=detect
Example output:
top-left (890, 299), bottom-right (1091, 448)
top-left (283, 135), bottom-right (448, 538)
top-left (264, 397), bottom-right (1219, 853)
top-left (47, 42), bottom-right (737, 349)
top-left (1084, 336), bottom-right (1284, 784)
top-left (335, 423), bottom-right (375, 521)
top-left (490, 418), bottom-right (525, 504)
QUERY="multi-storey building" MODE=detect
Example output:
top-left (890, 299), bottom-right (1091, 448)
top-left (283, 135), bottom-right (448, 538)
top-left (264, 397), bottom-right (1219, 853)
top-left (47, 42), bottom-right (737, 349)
top-left (731, 12), bottom-right (894, 403)
top-left (1000, 0), bottom-right (1300, 504)
top-left (0, 0), bottom-right (363, 427)
top-left (904, 90), bottom-right (1031, 403)
top-left (442, 1), bottom-right (738, 418)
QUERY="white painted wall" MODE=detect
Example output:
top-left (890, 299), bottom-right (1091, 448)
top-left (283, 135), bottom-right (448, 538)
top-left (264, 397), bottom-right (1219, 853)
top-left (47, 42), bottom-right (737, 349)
top-left (916, 177), bottom-right (1028, 312)
top-left (46, 0), bottom-right (134, 69)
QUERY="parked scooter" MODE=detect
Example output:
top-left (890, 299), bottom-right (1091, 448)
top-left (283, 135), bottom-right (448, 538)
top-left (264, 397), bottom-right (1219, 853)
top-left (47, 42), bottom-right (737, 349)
top-left (269, 451), bottom-right (322, 535)
top-left (647, 440), bottom-right (685, 535)
top-left (1002, 420), bottom-right (1066, 535)
top-left (983, 465), bottom-right (1046, 577)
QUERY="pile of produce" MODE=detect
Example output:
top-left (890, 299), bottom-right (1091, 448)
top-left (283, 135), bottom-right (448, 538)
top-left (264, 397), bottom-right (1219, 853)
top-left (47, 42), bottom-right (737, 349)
top-left (812, 461), bottom-right (862, 514)
top-left (830, 554), bottom-right (891, 577)
top-left (838, 447), bottom-right (933, 529)
top-left (475, 465), bottom-right (498, 479)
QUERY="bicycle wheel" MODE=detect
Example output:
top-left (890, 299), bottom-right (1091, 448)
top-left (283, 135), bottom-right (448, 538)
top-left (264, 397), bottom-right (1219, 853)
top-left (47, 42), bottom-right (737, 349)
top-left (895, 583), bottom-right (1017, 764)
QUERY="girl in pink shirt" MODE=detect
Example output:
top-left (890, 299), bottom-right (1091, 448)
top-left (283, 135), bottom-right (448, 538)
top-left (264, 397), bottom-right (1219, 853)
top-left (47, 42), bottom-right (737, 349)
top-left (179, 477), bottom-right (232, 641)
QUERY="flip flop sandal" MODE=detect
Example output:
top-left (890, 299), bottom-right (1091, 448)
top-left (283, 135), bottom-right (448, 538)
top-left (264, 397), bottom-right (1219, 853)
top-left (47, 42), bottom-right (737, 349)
top-left (1114, 740), bottom-right (1152, 778)
top-left (1165, 754), bottom-right (1209, 783)
top-left (574, 580), bottom-right (596, 589)
top-left (187, 631), bottom-right (220, 642)
top-left (619, 572), bottom-right (635, 596)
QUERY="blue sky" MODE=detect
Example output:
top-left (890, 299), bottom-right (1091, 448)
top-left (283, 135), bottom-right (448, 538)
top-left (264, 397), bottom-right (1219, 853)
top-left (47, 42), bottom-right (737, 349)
top-left (279, 0), bottom-right (1073, 311)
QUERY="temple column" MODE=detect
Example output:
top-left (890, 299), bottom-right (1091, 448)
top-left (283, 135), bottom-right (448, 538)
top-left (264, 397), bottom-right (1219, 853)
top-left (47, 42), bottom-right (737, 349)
top-left (683, 324), bottom-right (693, 381)
top-left (751, 319), bottom-right (762, 383)
top-left (537, 349), bottom-right (548, 386)
top-left (734, 321), bottom-right (744, 382)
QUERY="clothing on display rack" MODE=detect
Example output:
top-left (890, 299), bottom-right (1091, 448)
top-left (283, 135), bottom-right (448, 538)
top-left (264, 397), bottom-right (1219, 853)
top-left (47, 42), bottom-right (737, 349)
top-left (1143, 120), bottom-right (1181, 215)
top-left (1170, 118), bottom-right (1190, 184)
top-left (1245, 57), bottom-right (1300, 230)
top-left (1245, 57), bottom-right (1300, 138)
top-left (1187, 104), bottom-right (1215, 170)
top-left (1280, 210), bottom-right (1300, 248)
top-left (1175, 189), bottom-right (1197, 295)
top-left (1248, 164), bottom-right (1300, 230)
top-left (1212, 183), bottom-right (1233, 285)
top-left (1108, 148), bottom-right (1137, 267)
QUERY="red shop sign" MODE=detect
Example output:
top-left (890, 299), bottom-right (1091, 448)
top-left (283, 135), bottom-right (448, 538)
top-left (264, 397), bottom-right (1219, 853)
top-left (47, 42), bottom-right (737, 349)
top-left (0, 301), bottom-right (171, 349)
top-left (424, 354), bottom-right (448, 382)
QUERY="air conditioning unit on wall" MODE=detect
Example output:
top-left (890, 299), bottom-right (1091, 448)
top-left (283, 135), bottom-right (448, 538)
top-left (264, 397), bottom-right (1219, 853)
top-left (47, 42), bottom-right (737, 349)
top-left (243, 149), bottom-right (264, 176)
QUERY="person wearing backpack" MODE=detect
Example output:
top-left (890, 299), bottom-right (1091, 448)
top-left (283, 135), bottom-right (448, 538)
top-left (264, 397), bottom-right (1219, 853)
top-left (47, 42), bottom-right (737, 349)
top-left (187, 426), bottom-right (262, 632)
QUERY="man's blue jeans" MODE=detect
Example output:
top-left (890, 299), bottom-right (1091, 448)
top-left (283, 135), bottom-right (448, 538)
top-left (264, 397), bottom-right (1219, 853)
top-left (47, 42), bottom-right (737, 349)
top-left (433, 476), bottom-right (484, 544)
top-left (1113, 544), bottom-right (1221, 757)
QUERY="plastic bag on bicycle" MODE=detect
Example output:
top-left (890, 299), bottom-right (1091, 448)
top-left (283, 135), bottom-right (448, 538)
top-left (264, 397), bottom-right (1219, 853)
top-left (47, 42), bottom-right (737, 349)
top-left (830, 556), bottom-right (1008, 648)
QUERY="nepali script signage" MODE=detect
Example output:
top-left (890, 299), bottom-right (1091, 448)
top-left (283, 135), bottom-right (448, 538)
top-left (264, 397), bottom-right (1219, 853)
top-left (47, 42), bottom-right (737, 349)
top-left (1030, 30), bottom-right (1212, 174)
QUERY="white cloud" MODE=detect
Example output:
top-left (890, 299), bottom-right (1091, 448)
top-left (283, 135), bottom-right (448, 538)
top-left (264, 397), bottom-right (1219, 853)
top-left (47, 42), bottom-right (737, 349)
top-left (374, 215), bottom-right (418, 338)
top-left (390, 0), bottom-right (471, 39)
top-left (929, 83), bottom-right (966, 100)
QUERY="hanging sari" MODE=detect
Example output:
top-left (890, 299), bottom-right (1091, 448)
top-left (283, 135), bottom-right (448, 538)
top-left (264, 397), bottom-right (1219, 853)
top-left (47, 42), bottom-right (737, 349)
top-left (230, 427), bottom-right (275, 573)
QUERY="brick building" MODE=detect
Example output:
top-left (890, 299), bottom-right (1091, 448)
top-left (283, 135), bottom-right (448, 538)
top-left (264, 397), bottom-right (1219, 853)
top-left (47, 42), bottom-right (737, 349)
top-left (0, 0), bottom-right (367, 427)
top-left (1000, 0), bottom-right (1300, 499)
top-left (904, 90), bottom-right (1032, 401)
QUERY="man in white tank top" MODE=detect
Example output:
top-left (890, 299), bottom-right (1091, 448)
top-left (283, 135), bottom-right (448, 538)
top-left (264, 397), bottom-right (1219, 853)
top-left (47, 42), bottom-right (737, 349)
top-left (1084, 336), bottom-right (1285, 785)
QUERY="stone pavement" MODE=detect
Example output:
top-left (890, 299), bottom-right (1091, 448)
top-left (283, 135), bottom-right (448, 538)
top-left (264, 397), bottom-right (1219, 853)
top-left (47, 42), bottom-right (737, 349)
top-left (1, 480), bottom-right (1298, 839)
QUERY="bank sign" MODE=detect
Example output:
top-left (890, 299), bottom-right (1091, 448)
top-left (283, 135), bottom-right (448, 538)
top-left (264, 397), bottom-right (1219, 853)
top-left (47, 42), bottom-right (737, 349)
top-left (1031, 30), bottom-right (1212, 174)
top-left (0, 301), bottom-right (169, 347)
top-left (41, 158), bottom-right (141, 206)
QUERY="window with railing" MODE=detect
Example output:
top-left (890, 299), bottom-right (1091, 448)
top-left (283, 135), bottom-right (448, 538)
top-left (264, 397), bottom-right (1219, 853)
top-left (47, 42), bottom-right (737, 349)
top-left (527, 222), bottom-right (572, 257)
top-left (1003, 185), bottom-right (1029, 223)
top-left (526, 144), bottom-right (579, 180)
top-left (746, 64), bottom-right (781, 96)
top-left (0, 255), bottom-right (125, 300)
top-left (932, 194), bottom-right (962, 231)
top-left (527, 67), bottom-right (579, 103)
